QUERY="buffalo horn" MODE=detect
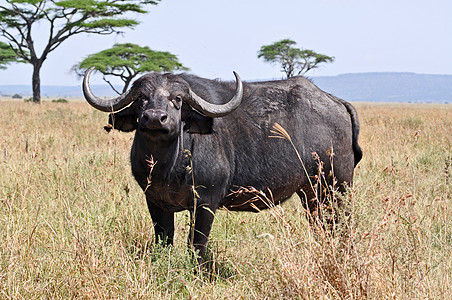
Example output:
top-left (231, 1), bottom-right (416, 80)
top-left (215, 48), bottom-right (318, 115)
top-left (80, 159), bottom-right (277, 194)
top-left (186, 71), bottom-right (243, 118)
top-left (82, 67), bottom-right (136, 112)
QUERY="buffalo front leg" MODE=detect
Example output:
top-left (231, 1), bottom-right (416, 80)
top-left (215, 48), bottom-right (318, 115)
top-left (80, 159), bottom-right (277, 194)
top-left (188, 203), bottom-right (216, 261)
top-left (146, 197), bottom-right (175, 245)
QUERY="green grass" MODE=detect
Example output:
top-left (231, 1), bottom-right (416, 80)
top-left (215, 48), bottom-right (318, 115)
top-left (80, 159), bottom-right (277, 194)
top-left (0, 101), bottom-right (451, 298)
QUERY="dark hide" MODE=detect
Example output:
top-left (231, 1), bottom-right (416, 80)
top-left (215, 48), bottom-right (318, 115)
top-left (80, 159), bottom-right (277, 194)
top-left (101, 73), bottom-right (362, 259)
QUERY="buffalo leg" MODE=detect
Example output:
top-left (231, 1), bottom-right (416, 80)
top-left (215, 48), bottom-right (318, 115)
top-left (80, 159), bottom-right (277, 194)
top-left (146, 198), bottom-right (174, 245)
top-left (187, 203), bottom-right (216, 261)
top-left (297, 187), bottom-right (318, 222)
top-left (298, 182), bottom-right (347, 226)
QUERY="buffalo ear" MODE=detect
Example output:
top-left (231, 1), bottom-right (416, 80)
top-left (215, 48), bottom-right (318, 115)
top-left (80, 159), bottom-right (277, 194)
top-left (105, 104), bottom-right (138, 132)
top-left (181, 104), bottom-right (213, 134)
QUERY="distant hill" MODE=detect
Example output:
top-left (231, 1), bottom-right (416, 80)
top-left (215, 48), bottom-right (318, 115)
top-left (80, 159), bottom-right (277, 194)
top-left (311, 72), bottom-right (452, 103)
top-left (0, 84), bottom-right (117, 99)
top-left (1, 72), bottom-right (451, 103)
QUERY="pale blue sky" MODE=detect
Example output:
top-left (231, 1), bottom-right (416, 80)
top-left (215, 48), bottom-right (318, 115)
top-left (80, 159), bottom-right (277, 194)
top-left (0, 0), bottom-right (451, 86)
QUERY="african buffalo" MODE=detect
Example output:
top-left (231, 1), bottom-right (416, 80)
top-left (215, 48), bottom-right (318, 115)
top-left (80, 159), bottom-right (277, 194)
top-left (82, 68), bottom-right (362, 260)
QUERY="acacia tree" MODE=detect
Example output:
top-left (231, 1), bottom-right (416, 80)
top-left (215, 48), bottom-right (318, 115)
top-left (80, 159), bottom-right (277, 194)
top-left (74, 43), bottom-right (188, 94)
top-left (0, 0), bottom-right (159, 103)
top-left (258, 39), bottom-right (334, 78)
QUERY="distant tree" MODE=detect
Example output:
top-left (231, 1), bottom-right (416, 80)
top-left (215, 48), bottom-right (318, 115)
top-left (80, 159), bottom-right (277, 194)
top-left (0, 0), bottom-right (160, 103)
top-left (74, 43), bottom-right (188, 94)
top-left (258, 39), bottom-right (334, 78)
top-left (0, 41), bottom-right (22, 69)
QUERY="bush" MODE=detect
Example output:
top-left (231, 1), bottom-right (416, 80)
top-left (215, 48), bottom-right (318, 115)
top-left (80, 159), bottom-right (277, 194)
top-left (52, 98), bottom-right (68, 103)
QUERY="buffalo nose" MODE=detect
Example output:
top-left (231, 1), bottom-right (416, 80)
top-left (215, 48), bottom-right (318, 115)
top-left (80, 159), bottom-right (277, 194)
top-left (142, 110), bottom-right (168, 128)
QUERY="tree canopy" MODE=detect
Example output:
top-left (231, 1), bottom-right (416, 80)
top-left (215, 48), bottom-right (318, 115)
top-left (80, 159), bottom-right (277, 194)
top-left (0, 41), bottom-right (22, 69)
top-left (0, 0), bottom-right (159, 102)
top-left (257, 39), bottom-right (334, 78)
top-left (75, 43), bottom-right (188, 94)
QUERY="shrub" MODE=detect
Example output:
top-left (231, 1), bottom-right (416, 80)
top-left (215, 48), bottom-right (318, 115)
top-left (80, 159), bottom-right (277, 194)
top-left (52, 98), bottom-right (68, 103)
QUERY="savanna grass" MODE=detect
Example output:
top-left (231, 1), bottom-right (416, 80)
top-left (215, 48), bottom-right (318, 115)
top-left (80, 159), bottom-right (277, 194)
top-left (0, 100), bottom-right (450, 298)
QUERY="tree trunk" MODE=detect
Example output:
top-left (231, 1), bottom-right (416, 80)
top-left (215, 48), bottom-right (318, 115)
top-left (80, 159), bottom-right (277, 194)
top-left (122, 76), bottom-right (134, 93)
top-left (31, 61), bottom-right (42, 103)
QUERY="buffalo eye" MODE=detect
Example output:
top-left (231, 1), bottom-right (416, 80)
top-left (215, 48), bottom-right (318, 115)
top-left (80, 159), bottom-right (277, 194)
top-left (171, 96), bottom-right (182, 109)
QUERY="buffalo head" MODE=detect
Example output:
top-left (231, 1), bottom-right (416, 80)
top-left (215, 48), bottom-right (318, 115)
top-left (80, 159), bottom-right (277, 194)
top-left (83, 67), bottom-right (243, 140)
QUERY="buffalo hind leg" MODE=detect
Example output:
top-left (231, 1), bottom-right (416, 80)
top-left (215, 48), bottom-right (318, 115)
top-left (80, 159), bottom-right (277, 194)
top-left (146, 197), bottom-right (175, 246)
top-left (297, 182), bottom-right (344, 227)
top-left (297, 186), bottom-right (319, 223)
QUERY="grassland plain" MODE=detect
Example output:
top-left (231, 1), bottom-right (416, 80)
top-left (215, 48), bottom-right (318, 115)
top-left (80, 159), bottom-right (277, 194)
top-left (0, 100), bottom-right (450, 299)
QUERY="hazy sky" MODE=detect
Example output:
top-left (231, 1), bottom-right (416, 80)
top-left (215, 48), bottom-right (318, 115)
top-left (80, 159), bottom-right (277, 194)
top-left (0, 0), bottom-right (451, 86)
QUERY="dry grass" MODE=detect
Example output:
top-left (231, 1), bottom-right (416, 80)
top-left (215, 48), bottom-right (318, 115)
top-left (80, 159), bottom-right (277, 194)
top-left (0, 100), bottom-right (450, 299)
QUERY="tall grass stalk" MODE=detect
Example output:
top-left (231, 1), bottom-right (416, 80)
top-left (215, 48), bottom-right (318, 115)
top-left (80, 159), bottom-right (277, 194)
top-left (270, 122), bottom-right (315, 193)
